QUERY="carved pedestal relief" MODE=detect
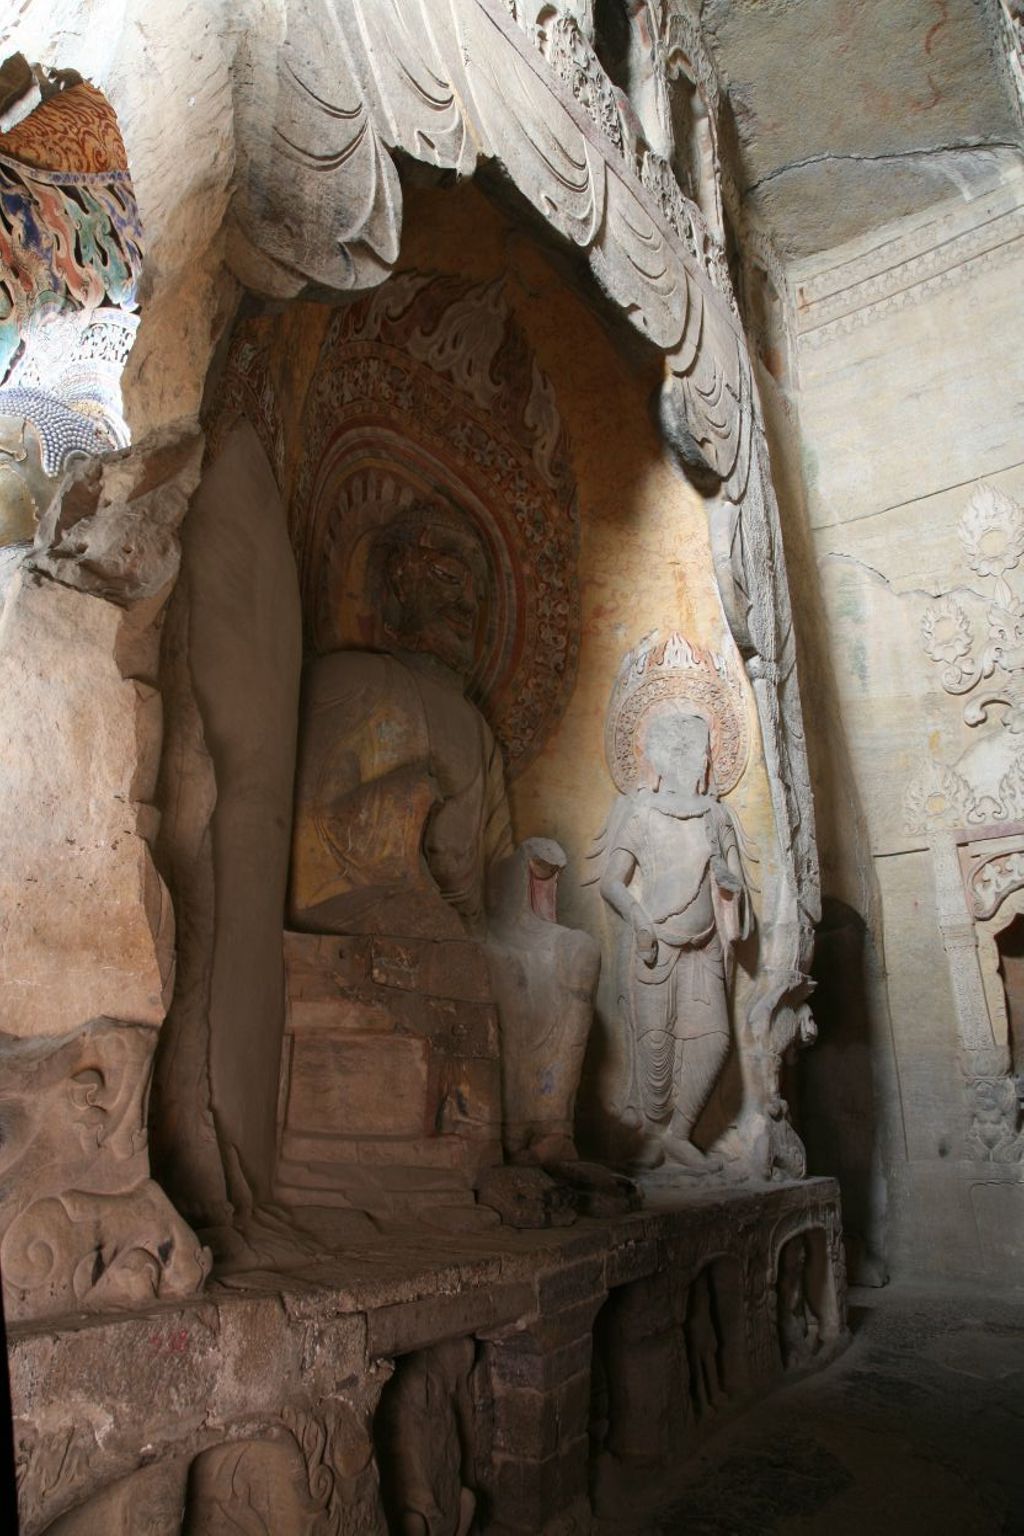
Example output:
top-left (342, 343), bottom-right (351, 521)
top-left (376, 1339), bottom-right (478, 1536)
top-left (589, 1251), bottom-right (752, 1520)
top-left (1, 1024), bottom-right (210, 1323)
top-left (776, 1233), bottom-right (821, 1369)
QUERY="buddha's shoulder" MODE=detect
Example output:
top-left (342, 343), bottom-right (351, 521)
top-left (303, 648), bottom-right (421, 709)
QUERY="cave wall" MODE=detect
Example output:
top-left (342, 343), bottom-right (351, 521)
top-left (788, 164), bottom-right (1024, 1280)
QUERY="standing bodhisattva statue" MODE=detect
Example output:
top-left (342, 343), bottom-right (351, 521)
top-left (593, 709), bottom-right (751, 1172)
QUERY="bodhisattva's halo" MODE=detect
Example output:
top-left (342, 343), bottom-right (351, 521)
top-left (605, 630), bottom-right (749, 797)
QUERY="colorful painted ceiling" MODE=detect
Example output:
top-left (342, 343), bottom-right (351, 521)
top-left (0, 79), bottom-right (143, 470)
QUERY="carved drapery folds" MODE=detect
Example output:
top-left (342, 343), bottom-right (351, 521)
top-left (228, 0), bottom-right (820, 1178)
top-left (587, 633), bottom-right (763, 1174)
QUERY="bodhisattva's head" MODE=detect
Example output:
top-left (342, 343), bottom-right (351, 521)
top-left (643, 710), bottom-right (712, 795)
top-left (378, 503), bottom-right (487, 679)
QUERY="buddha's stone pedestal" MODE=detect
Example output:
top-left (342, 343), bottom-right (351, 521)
top-left (12, 1179), bottom-right (847, 1535)
top-left (274, 931), bottom-right (503, 1221)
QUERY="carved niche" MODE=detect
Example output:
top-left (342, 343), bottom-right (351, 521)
top-left (590, 1251), bottom-right (749, 1517)
top-left (227, 0), bottom-right (822, 1183)
top-left (930, 829), bottom-right (1024, 1165)
top-left (214, 270), bottom-right (617, 1218)
top-left (375, 1338), bottom-right (478, 1536)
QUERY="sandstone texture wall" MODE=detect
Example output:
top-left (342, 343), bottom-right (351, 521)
top-left (790, 164), bottom-right (1024, 1280)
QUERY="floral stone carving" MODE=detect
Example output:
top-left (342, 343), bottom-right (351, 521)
top-left (905, 485), bottom-right (1024, 1161)
top-left (908, 485), bottom-right (1024, 831)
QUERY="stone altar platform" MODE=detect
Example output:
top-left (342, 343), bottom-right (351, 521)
top-left (11, 1178), bottom-right (847, 1535)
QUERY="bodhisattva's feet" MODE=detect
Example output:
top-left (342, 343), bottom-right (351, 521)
top-left (660, 1131), bottom-right (724, 1174)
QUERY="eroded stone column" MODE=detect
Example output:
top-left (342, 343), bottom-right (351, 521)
top-left (0, 441), bottom-right (210, 1321)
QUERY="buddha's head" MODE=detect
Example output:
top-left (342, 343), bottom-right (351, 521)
top-left (378, 501), bottom-right (487, 679)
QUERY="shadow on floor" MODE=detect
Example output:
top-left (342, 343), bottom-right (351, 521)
top-left (646, 1284), bottom-right (1024, 1536)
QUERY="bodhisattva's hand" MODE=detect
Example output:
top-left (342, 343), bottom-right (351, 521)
top-left (713, 859), bottom-right (743, 894)
top-left (632, 906), bottom-right (658, 967)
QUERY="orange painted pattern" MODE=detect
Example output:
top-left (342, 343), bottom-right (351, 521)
top-left (0, 82), bottom-right (129, 174)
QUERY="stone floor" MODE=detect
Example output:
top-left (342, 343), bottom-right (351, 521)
top-left (643, 1283), bottom-right (1024, 1536)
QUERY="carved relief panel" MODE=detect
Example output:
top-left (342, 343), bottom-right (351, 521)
top-left (907, 486), bottom-right (1024, 833)
top-left (904, 485), bottom-right (1024, 1164)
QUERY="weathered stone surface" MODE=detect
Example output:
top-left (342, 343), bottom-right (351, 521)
top-left (276, 931), bottom-right (504, 1216)
top-left (0, 570), bottom-right (173, 1037)
top-left (0, 1016), bottom-right (210, 1325)
top-left (476, 1166), bottom-right (578, 1230)
top-left (288, 1033), bottom-right (431, 1138)
top-left (487, 839), bottom-right (601, 1166)
top-left (785, 173), bottom-right (1024, 1280)
top-left (28, 429), bottom-right (202, 602)
top-left (701, 0), bottom-right (1023, 259)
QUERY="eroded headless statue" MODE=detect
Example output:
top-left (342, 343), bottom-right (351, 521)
top-left (594, 709), bottom-right (751, 1173)
top-left (289, 501), bottom-right (595, 1167)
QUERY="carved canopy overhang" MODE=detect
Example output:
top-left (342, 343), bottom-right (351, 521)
top-left (230, 0), bottom-right (754, 496)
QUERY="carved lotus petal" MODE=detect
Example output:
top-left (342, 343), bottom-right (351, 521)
top-left (920, 594), bottom-right (972, 664)
top-left (958, 484), bottom-right (1024, 579)
top-left (903, 756), bottom-right (975, 832)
